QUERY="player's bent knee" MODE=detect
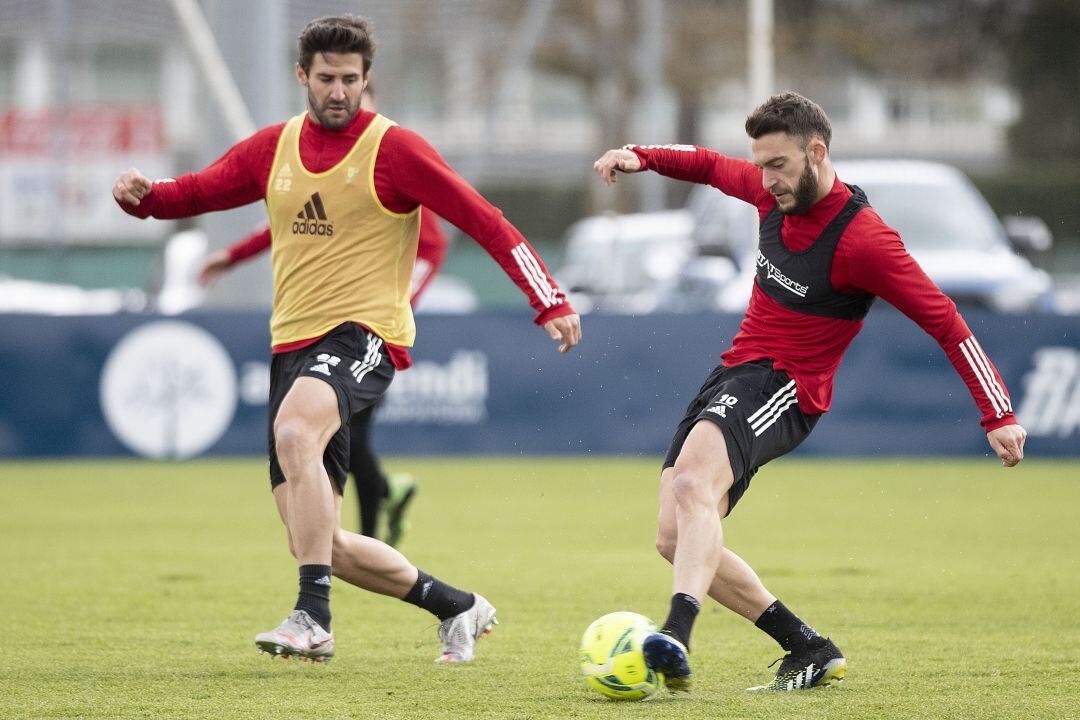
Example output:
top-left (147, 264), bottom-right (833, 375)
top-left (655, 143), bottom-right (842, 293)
top-left (670, 469), bottom-right (716, 509)
top-left (274, 418), bottom-right (319, 462)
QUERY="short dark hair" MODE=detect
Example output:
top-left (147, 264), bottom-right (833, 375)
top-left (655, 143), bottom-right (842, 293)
top-left (745, 91), bottom-right (832, 149)
top-left (298, 15), bottom-right (376, 74)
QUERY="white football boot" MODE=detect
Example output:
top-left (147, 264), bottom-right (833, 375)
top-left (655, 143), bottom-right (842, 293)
top-left (435, 594), bottom-right (498, 663)
top-left (255, 610), bottom-right (334, 663)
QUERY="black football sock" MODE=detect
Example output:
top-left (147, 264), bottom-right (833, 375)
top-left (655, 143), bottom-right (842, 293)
top-left (660, 593), bottom-right (701, 650)
top-left (348, 406), bottom-right (386, 537)
top-left (755, 600), bottom-right (823, 651)
top-left (295, 564), bottom-right (332, 631)
top-left (355, 470), bottom-right (387, 537)
top-left (403, 570), bottom-right (476, 621)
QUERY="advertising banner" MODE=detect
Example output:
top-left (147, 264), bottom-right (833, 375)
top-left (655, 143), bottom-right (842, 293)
top-left (0, 106), bottom-right (170, 243)
top-left (0, 309), bottom-right (1076, 459)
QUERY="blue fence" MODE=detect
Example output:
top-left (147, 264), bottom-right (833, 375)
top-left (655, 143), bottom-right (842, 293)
top-left (1, 308), bottom-right (1077, 459)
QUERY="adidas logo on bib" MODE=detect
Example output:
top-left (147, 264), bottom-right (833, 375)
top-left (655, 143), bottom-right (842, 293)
top-left (292, 192), bottom-right (334, 236)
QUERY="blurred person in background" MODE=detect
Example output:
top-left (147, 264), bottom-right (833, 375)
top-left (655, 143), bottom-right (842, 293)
top-left (594, 91), bottom-right (1026, 693)
top-left (199, 85), bottom-right (447, 549)
top-left (113, 14), bottom-right (579, 665)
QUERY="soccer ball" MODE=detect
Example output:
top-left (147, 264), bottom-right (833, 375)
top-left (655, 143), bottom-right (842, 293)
top-left (579, 611), bottom-right (664, 701)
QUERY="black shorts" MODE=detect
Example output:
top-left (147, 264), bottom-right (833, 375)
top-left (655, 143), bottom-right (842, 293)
top-left (268, 323), bottom-right (396, 494)
top-left (663, 360), bottom-right (819, 514)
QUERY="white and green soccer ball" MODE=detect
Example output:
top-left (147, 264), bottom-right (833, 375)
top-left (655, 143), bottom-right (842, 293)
top-left (579, 611), bottom-right (664, 701)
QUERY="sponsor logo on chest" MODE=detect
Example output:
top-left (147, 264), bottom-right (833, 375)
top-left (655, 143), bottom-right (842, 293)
top-left (757, 250), bottom-right (809, 298)
top-left (292, 192), bottom-right (334, 236)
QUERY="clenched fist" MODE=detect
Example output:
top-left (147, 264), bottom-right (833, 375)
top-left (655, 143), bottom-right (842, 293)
top-left (112, 167), bottom-right (153, 207)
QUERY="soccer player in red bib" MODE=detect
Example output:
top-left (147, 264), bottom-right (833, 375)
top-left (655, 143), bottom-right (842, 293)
top-left (199, 86), bottom-right (448, 548)
top-left (113, 15), bottom-right (580, 664)
top-left (593, 92), bottom-right (1026, 692)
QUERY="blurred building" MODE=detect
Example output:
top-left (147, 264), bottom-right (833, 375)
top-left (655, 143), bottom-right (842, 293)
top-left (0, 0), bottom-right (1024, 305)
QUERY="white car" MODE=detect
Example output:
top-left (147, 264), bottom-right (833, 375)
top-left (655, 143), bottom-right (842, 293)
top-left (557, 210), bottom-right (695, 313)
top-left (663, 159), bottom-right (1055, 313)
top-left (835, 160), bottom-right (1053, 313)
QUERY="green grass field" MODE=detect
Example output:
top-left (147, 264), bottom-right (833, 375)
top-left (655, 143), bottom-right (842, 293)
top-left (2, 457), bottom-right (1078, 719)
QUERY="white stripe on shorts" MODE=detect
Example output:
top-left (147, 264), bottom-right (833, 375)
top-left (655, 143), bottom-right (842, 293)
top-left (746, 379), bottom-right (796, 426)
top-left (349, 334), bottom-right (383, 384)
top-left (751, 391), bottom-right (800, 437)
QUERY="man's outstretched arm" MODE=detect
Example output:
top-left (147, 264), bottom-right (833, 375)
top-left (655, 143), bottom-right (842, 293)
top-left (113, 124), bottom-right (282, 220)
top-left (377, 127), bottom-right (580, 353)
top-left (840, 219), bottom-right (1027, 467)
top-left (594, 144), bottom-right (771, 208)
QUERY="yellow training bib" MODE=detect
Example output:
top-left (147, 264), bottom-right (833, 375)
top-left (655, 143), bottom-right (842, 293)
top-left (265, 112), bottom-right (421, 347)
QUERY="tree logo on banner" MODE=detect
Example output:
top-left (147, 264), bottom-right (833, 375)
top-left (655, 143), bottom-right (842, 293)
top-left (99, 321), bottom-right (237, 458)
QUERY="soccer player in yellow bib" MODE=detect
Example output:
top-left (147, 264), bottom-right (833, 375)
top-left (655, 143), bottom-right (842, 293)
top-left (199, 85), bottom-right (450, 549)
top-left (113, 15), bottom-right (580, 664)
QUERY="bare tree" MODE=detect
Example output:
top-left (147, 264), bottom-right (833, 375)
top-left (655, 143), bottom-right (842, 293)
top-left (525, 0), bottom-right (642, 211)
top-left (662, 1), bottom-right (745, 205)
top-left (1002, 0), bottom-right (1080, 160)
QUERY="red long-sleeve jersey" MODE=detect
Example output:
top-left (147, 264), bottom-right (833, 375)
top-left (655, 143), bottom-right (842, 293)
top-left (628, 144), bottom-right (1016, 432)
top-left (225, 205), bottom-right (449, 305)
top-left (119, 109), bottom-right (572, 368)
top-left (407, 209), bottom-right (449, 302)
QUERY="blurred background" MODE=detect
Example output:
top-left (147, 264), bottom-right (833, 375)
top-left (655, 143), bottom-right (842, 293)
top-left (1, 0), bottom-right (1078, 459)
top-left (2, 0), bottom-right (1080, 310)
